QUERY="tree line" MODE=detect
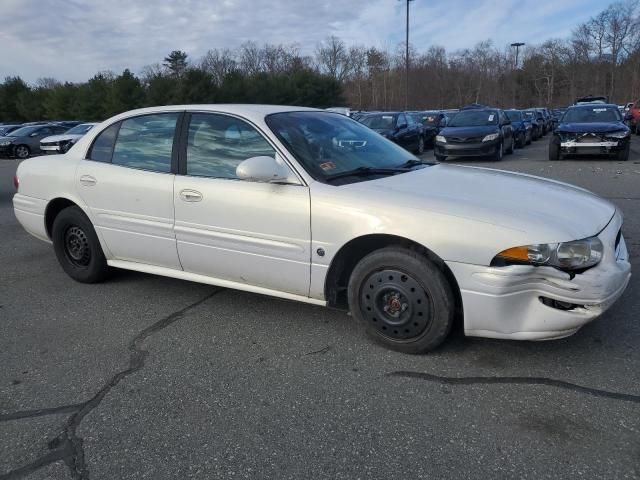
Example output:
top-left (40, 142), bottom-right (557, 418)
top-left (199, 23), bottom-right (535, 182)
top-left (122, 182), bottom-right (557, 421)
top-left (0, 0), bottom-right (638, 122)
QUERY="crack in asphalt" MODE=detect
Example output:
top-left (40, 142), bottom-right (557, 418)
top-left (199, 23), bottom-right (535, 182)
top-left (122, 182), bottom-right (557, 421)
top-left (389, 371), bottom-right (640, 404)
top-left (0, 289), bottom-right (223, 480)
top-left (0, 404), bottom-right (83, 422)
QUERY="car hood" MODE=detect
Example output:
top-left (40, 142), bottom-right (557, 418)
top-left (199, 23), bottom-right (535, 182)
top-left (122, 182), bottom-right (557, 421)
top-left (557, 122), bottom-right (627, 134)
top-left (439, 125), bottom-right (497, 138)
top-left (346, 164), bottom-right (615, 243)
top-left (41, 133), bottom-right (83, 143)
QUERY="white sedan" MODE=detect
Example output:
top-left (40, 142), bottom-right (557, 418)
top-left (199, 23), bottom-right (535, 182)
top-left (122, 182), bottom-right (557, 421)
top-left (13, 105), bottom-right (631, 353)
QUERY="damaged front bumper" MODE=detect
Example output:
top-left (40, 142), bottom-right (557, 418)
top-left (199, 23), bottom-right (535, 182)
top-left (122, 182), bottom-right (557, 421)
top-left (447, 211), bottom-right (631, 340)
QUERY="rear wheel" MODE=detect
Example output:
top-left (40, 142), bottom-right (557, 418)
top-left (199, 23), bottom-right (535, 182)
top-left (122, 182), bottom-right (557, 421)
top-left (525, 131), bottom-right (532, 145)
top-left (347, 247), bottom-right (455, 354)
top-left (415, 137), bottom-right (425, 155)
top-left (506, 137), bottom-right (515, 154)
top-left (52, 206), bottom-right (109, 283)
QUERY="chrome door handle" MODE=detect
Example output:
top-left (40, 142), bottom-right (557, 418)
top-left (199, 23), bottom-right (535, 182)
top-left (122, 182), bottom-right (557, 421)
top-left (179, 189), bottom-right (203, 202)
top-left (79, 175), bottom-right (97, 186)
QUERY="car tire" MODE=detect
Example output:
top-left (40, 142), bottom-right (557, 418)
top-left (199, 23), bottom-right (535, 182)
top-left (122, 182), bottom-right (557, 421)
top-left (506, 138), bottom-right (515, 154)
top-left (548, 137), bottom-right (561, 160)
top-left (415, 137), bottom-right (425, 155)
top-left (14, 144), bottom-right (30, 159)
top-left (526, 132), bottom-right (532, 145)
top-left (492, 142), bottom-right (503, 161)
top-left (347, 247), bottom-right (455, 354)
top-left (616, 143), bottom-right (630, 161)
top-left (52, 206), bottom-right (109, 283)
top-left (435, 154), bottom-right (446, 162)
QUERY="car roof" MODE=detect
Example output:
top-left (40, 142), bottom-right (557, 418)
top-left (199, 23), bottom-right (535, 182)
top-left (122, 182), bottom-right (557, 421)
top-left (567, 103), bottom-right (619, 110)
top-left (105, 104), bottom-right (322, 125)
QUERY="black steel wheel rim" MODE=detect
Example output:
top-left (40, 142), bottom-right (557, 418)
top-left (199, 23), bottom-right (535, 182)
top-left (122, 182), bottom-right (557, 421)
top-left (64, 225), bottom-right (91, 267)
top-left (360, 269), bottom-right (432, 340)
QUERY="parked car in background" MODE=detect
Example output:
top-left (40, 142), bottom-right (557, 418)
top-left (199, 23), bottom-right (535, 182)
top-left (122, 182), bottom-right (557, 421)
top-left (549, 104), bottom-right (630, 161)
top-left (359, 111), bottom-right (425, 154)
top-left (626, 100), bottom-right (640, 134)
top-left (12, 104), bottom-right (630, 353)
top-left (574, 95), bottom-right (608, 105)
top-left (325, 107), bottom-right (350, 117)
top-left (522, 110), bottom-right (543, 140)
top-left (504, 110), bottom-right (532, 148)
top-left (0, 123), bottom-right (69, 158)
top-left (551, 108), bottom-right (566, 129)
top-left (537, 108), bottom-right (553, 134)
top-left (0, 124), bottom-right (23, 136)
top-left (40, 122), bottom-right (98, 154)
top-left (434, 108), bottom-right (514, 161)
top-left (407, 110), bottom-right (447, 146)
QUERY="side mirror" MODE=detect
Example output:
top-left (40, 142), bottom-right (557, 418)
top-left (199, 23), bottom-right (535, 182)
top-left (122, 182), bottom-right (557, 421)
top-left (236, 155), bottom-right (295, 184)
top-left (397, 122), bottom-right (408, 129)
top-left (29, 132), bottom-right (39, 137)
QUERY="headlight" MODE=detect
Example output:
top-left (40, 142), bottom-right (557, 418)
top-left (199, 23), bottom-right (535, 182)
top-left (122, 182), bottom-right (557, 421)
top-left (0, 141), bottom-right (11, 146)
top-left (435, 135), bottom-right (446, 143)
top-left (493, 236), bottom-right (603, 271)
top-left (607, 130), bottom-right (630, 138)
top-left (482, 133), bottom-right (499, 142)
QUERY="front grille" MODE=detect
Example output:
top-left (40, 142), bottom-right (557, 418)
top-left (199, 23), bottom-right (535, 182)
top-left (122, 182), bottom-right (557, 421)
top-left (448, 136), bottom-right (484, 144)
top-left (41, 142), bottom-right (58, 147)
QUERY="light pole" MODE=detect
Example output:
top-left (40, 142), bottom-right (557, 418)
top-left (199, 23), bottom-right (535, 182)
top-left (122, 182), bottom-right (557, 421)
top-left (404, 0), bottom-right (415, 110)
top-left (510, 42), bottom-right (525, 107)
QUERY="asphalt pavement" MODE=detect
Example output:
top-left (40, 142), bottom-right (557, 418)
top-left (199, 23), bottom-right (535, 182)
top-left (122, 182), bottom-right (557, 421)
top-left (1, 136), bottom-right (639, 479)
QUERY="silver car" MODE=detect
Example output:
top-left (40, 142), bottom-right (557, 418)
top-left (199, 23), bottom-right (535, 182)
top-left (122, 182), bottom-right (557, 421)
top-left (40, 123), bottom-right (99, 154)
top-left (13, 105), bottom-right (631, 353)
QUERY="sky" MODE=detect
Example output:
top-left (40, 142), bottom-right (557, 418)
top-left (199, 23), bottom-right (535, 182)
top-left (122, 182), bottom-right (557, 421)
top-left (0, 0), bottom-right (609, 84)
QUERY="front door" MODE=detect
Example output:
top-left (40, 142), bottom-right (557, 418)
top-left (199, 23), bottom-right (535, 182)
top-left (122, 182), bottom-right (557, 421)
top-left (173, 112), bottom-right (311, 296)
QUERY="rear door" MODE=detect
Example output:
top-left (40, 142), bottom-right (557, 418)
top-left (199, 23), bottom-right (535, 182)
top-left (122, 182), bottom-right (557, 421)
top-left (76, 112), bottom-right (182, 269)
top-left (173, 112), bottom-right (311, 296)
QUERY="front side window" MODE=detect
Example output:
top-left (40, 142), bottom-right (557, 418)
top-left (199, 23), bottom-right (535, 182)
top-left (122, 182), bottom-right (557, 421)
top-left (186, 113), bottom-right (275, 179)
top-left (111, 113), bottom-right (179, 173)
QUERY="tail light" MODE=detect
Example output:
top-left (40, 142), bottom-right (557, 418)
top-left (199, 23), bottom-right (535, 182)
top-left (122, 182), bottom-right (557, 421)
top-left (13, 175), bottom-right (19, 191)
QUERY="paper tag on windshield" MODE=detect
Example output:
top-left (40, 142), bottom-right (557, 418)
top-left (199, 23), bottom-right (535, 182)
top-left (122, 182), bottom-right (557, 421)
top-left (593, 108), bottom-right (607, 112)
top-left (488, 114), bottom-right (495, 121)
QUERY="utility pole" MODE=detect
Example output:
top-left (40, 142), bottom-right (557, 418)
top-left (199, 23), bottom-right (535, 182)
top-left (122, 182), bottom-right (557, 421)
top-left (404, 0), bottom-right (414, 110)
top-left (510, 42), bottom-right (525, 107)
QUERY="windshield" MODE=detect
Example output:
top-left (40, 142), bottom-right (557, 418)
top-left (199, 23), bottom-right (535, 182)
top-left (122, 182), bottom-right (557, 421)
top-left (562, 106), bottom-right (621, 123)
top-left (359, 114), bottom-right (397, 129)
top-left (266, 112), bottom-right (418, 183)
top-left (448, 110), bottom-right (498, 127)
top-left (6, 126), bottom-right (40, 137)
top-left (505, 111), bottom-right (522, 122)
top-left (66, 123), bottom-right (95, 135)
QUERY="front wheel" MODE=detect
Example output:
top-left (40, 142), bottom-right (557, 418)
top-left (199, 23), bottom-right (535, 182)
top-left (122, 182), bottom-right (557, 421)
top-left (347, 247), bottom-right (455, 354)
top-left (52, 206), bottom-right (109, 283)
top-left (492, 142), bottom-right (503, 161)
top-left (616, 143), bottom-right (630, 161)
top-left (435, 154), bottom-right (447, 162)
top-left (506, 137), bottom-right (515, 154)
top-left (548, 137), bottom-right (562, 160)
top-left (14, 144), bottom-right (30, 159)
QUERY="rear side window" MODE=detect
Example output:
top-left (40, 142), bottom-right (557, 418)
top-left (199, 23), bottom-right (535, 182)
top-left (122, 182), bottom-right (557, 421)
top-left (87, 123), bottom-right (120, 162)
top-left (111, 113), bottom-right (179, 173)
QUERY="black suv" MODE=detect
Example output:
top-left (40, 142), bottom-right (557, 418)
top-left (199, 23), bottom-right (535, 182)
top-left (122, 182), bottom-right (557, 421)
top-left (359, 112), bottom-right (426, 154)
top-left (549, 104), bottom-right (630, 161)
top-left (434, 108), bottom-right (514, 161)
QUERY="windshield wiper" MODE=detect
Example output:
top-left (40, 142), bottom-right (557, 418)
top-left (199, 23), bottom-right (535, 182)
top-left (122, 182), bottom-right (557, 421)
top-left (397, 159), bottom-right (426, 168)
top-left (325, 166), bottom-right (409, 182)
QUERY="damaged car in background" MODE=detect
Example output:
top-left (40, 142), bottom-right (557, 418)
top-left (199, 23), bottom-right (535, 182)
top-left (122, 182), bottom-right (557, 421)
top-left (13, 105), bottom-right (631, 354)
top-left (549, 104), bottom-right (630, 161)
top-left (40, 122), bottom-right (98, 154)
